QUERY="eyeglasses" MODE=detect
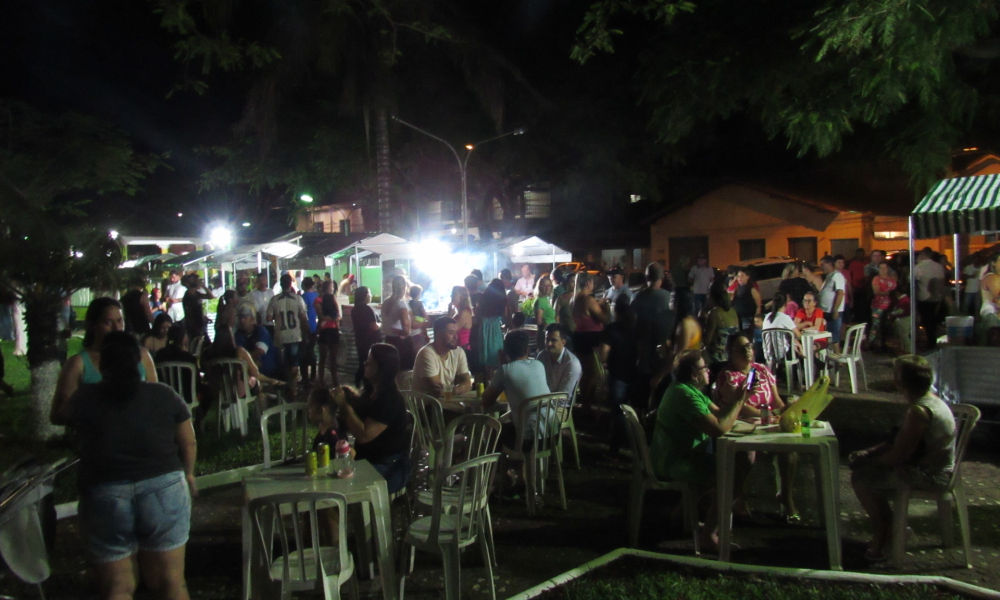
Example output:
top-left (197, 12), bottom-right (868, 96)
top-left (803, 299), bottom-right (815, 303)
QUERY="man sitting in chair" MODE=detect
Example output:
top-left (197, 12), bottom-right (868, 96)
top-left (482, 329), bottom-right (551, 450)
top-left (412, 317), bottom-right (472, 399)
top-left (534, 323), bottom-right (582, 408)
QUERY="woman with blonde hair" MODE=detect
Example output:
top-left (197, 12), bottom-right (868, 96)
top-left (533, 275), bottom-right (556, 347)
top-left (449, 285), bottom-right (474, 351)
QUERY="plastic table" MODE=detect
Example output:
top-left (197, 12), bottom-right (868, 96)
top-left (800, 330), bottom-right (832, 388)
top-left (716, 421), bottom-right (842, 570)
top-left (242, 460), bottom-right (397, 600)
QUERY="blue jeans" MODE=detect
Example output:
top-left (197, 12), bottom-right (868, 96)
top-left (693, 294), bottom-right (708, 317)
top-left (824, 312), bottom-right (844, 345)
top-left (79, 471), bottom-right (191, 563)
top-left (370, 452), bottom-right (410, 495)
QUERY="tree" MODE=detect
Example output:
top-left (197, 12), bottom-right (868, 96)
top-left (572, 0), bottom-right (1000, 190)
top-left (0, 101), bottom-right (159, 440)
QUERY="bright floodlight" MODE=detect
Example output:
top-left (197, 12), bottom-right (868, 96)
top-left (300, 194), bottom-right (314, 203)
top-left (513, 127), bottom-right (527, 135)
top-left (465, 144), bottom-right (474, 150)
top-left (177, 212), bottom-right (183, 217)
top-left (242, 222), bottom-right (251, 227)
top-left (109, 230), bottom-right (119, 240)
top-left (210, 226), bottom-right (232, 250)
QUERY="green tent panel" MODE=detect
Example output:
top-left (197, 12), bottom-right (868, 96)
top-left (913, 174), bottom-right (1000, 238)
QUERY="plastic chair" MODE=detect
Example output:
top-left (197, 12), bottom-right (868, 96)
top-left (261, 402), bottom-right (309, 469)
top-left (891, 403), bottom-right (980, 569)
top-left (403, 391), bottom-right (446, 482)
top-left (555, 382), bottom-right (581, 470)
top-left (399, 453), bottom-right (500, 600)
top-left (204, 358), bottom-right (258, 436)
top-left (826, 323), bottom-right (867, 394)
top-left (498, 393), bottom-right (569, 515)
top-left (190, 335), bottom-right (206, 365)
top-left (247, 491), bottom-right (358, 600)
top-left (761, 329), bottom-right (800, 394)
top-left (621, 405), bottom-right (700, 553)
top-left (155, 361), bottom-right (200, 411)
top-left (396, 370), bottom-right (414, 391)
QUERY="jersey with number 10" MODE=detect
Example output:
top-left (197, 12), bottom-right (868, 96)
top-left (267, 292), bottom-right (307, 345)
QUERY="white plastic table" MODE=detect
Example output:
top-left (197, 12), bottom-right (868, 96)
top-left (800, 330), bottom-right (832, 388)
top-left (242, 460), bottom-right (397, 600)
top-left (716, 421), bottom-right (842, 570)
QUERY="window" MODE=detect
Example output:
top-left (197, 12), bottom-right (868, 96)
top-left (312, 222), bottom-right (324, 232)
top-left (524, 190), bottom-right (550, 218)
top-left (788, 237), bottom-right (818, 263)
top-left (739, 239), bottom-right (766, 261)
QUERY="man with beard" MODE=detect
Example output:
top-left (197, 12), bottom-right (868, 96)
top-left (412, 317), bottom-right (472, 399)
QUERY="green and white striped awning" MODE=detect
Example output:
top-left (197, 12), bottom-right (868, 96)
top-left (913, 174), bottom-right (1000, 238)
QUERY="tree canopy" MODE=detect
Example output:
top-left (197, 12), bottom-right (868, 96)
top-left (573, 0), bottom-right (1000, 190)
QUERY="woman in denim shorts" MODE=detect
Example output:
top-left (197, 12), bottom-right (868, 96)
top-left (51, 331), bottom-right (198, 599)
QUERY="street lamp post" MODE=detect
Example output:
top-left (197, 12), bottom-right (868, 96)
top-left (391, 116), bottom-right (525, 244)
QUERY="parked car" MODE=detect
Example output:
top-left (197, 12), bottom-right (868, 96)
top-left (727, 257), bottom-right (802, 301)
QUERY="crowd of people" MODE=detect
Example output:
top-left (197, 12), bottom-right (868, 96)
top-left (21, 247), bottom-right (987, 593)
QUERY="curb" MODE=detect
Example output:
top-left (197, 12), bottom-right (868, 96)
top-left (506, 548), bottom-right (1000, 600)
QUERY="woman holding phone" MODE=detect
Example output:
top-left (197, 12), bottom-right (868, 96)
top-left (715, 332), bottom-right (800, 522)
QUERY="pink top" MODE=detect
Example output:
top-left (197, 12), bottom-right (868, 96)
top-left (574, 312), bottom-right (604, 333)
top-left (717, 363), bottom-right (777, 409)
top-left (871, 276), bottom-right (896, 311)
top-left (457, 326), bottom-right (471, 349)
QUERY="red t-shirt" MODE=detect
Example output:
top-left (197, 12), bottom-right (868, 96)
top-left (848, 260), bottom-right (867, 290)
top-left (871, 276), bottom-right (897, 311)
top-left (794, 308), bottom-right (826, 331)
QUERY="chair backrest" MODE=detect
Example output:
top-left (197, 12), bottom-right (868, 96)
top-left (621, 405), bottom-right (656, 482)
top-left (155, 361), bottom-right (199, 408)
top-left (947, 403), bottom-right (981, 490)
top-left (513, 393), bottom-right (569, 458)
top-left (396, 370), bottom-right (414, 391)
top-left (190, 335), bottom-right (206, 364)
top-left (204, 358), bottom-right (253, 406)
top-left (440, 415), bottom-right (502, 471)
top-left (403, 391), bottom-right (445, 455)
top-left (843, 323), bottom-right (866, 358)
top-left (260, 402), bottom-right (309, 469)
top-left (247, 491), bottom-right (349, 589)
top-left (761, 328), bottom-right (796, 365)
top-left (422, 453), bottom-right (499, 548)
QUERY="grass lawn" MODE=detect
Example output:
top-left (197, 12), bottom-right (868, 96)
top-left (1, 339), bottom-right (290, 503)
top-left (539, 559), bottom-right (965, 599)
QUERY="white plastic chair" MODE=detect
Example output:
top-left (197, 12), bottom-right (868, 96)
top-left (190, 335), bottom-right (206, 365)
top-left (248, 491), bottom-right (358, 600)
top-left (761, 329), bottom-right (800, 394)
top-left (621, 405), bottom-right (700, 553)
top-left (826, 323), bottom-right (867, 394)
top-left (205, 358), bottom-right (258, 436)
top-left (403, 391), bottom-right (446, 484)
top-left (891, 403), bottom-right (980, 569)
top-left (261, 402), bottom-right (309, 469)
top-left (498, 393), bottom-right (569, 515)
top-left (396, 370), bottom-right (414, 391)
top-left (555, 382), bottom-right (581, 470)
top-left (155, 361), bottom-right (200, 412)
top-left (399, 453), bottom-right (500, 600)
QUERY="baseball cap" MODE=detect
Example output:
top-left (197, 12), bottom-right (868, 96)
top-left (607, 268), bottom-right (624, 277)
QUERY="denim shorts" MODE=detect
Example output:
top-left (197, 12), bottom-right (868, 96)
top-left (824, 312), bottom-right (843, 345)
top-left (79, 471), bottom-right (191, 563)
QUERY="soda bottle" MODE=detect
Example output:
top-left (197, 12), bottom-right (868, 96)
top-left (801, 410), bottom-right (811, 438)
top-left (335, 439), bottom-right (355, 478)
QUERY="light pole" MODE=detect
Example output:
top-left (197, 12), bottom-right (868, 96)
top-left (391, 116), bottom-right (526, 244)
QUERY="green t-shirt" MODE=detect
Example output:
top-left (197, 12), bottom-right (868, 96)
top-left (649, 381), bottom-right (714, 483)
top-left (534, 296), bottom-right (556, 325)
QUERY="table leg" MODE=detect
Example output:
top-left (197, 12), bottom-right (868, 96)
top-left (349, 502), bottom-right (375, 579)
top-left (803, 339), bottom-right (814, 388)
top-left (370, 482), bottom-right (399, 600)
top-left (717, 440), bottom-right (735, 562)
top-left (242, 505), bottom-right (251, 600)
top-left (820, 440), bottom-right (842, 570)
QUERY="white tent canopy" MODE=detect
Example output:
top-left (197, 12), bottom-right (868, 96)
top-left (350, 233), bottom-right (423, 260)
top-left (498, 235), bottom-right (572, 263)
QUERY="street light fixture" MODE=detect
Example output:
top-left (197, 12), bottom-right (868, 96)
top-left (391, 116), bottom-right (526, 245)
top-left (300, 194), bottom-right (314, 203)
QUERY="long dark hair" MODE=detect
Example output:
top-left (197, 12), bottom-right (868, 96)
top-left (151, 313), bottom-right (172, 338)
top-left (99, 331), bottom-right (142, 400)
top-left (769, 292), bottom-right (787, 323)
top-left (479, 279), bottom-right (507, 319)
top-left (83, 297), bottom-right (122, 349)
top-left (363, 343), bottom-right (401, 398)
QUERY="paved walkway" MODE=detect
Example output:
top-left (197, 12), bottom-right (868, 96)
top-left (6, 351), bottom-right (1000, 598)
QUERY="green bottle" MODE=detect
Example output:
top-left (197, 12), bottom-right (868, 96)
top-left (800, 410), bottom-right (811, 438)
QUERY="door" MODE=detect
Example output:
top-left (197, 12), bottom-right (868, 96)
top-left (668, 236), bottom-right (710, 268)
top-left (739, 239), bottom-right (766, 261)
top-left (788, 237), bottom-right (818, 263)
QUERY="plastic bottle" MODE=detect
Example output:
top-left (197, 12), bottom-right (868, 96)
top-left (801, 410), bottom-right (811, 438)
top-left (334, 439), bottom-right (355, 478)
top-left (477, 383), bottom-right (484, 399)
